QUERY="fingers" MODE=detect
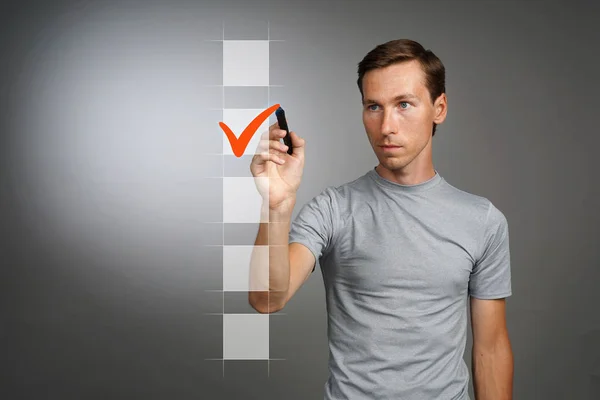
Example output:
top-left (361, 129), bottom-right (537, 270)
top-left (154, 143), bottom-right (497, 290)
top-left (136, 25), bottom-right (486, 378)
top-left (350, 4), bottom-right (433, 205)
top-left (268, 122), bottom-right (286, 141)
top-left (288, 131), bottom-right (305, 158)
top-left (255, 124), bottom-right (289, 154)
top-left (270, 138), bottom-right (289, 153)
top-left (254, 136), bottom-right (289, 155)
top-left (257, 122), bottom-right (283, 145)
top-left (258, 122), bottom-right (305, 158)
top-left (252, 150), bottom-right (286, 166)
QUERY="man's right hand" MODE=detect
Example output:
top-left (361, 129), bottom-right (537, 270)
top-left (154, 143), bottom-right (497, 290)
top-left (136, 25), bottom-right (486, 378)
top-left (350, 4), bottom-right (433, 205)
top-left (250, 121), bottom-right (306, 211)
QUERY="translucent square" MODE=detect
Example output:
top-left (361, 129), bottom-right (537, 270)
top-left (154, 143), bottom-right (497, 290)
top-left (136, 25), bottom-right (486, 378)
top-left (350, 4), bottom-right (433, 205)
top-left (223, 154), bottom-right (253, 178)
top-left (223, 291), bottom-right (261, 314)
top-left (223, 40), bottom-right (269, 86)
top-left (223, 177), bottom-right (268, 224)
top-left (224, 223), bottom-right (260, 245)
top-left (223, 86), bottom-right (268, 109)
top-left (223, 314), bottom-right (269, 360)
top-left (222, 109), bottom-right (270, 156)
top-left (223, 245), bottom-right (269, 292)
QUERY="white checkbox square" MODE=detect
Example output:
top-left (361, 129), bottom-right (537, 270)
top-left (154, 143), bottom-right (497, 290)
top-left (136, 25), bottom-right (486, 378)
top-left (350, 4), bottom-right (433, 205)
top-left (223, 314), bottom-right (269, 360)
top-left (222, 109), bottom-right (269, 156)
top-left (223, 245), bottom-right (269, 292)
top-left (223, 40), bottom-right (269, 86)
top-left (223, 177), bottom-right (268, 224)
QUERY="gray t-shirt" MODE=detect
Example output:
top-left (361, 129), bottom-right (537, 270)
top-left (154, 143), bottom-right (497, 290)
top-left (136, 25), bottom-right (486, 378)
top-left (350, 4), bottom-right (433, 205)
top-left (288, 167), bottom-right (512, 400)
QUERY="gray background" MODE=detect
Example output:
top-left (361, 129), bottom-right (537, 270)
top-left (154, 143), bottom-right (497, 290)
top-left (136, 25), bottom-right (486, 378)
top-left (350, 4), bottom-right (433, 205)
top-left (1, 0), bottom-right (599, 399)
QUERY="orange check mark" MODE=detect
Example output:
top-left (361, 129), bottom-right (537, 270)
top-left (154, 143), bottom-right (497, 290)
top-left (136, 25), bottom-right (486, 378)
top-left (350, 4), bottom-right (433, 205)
top-left (219, 103), bottom-right (281, 157)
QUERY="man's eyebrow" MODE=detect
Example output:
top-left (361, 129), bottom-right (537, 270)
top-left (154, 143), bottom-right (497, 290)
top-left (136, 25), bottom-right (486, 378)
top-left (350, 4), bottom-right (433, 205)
top-left (362, 93), bottom-right (419, 104)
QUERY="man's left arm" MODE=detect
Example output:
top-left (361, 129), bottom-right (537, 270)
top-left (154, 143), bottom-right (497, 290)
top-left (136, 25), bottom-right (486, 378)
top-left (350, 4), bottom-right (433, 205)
top-left (470, 297), bottom-right (514, 400)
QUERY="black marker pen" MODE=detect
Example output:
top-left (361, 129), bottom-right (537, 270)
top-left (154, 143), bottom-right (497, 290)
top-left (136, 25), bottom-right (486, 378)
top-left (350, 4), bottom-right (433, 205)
top-left (275, 106), bottom-right (293, 155)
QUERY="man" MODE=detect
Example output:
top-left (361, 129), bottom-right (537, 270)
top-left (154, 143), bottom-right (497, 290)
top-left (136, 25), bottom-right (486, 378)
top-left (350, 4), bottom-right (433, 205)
top-left (249, 39), bottom-right (513, 400)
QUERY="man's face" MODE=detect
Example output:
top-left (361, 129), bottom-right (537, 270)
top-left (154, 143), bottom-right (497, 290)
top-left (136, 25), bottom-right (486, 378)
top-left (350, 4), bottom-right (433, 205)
top-left (361, 60), bottom-right (446, 173)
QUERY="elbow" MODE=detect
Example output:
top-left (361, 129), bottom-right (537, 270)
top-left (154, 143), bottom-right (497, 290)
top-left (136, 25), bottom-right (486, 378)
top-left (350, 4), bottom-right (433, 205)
top-left (248, 292), bottom-right (286, 314)
top-left (253, 303), bottom-right (285, 314)
top-left (472, 337), bottom-right (514, 369)
top-left (473, 334), bottom-right (513, 355)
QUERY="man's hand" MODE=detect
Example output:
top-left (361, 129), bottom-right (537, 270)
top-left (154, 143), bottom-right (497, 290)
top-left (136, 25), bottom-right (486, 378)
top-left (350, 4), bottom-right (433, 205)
top-left (250, 122), bottom-right (306, 211)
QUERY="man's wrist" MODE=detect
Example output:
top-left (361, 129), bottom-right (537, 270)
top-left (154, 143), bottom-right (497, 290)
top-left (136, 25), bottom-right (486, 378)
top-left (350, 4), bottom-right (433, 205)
top-left (261, 199), bottom-right (295, 222)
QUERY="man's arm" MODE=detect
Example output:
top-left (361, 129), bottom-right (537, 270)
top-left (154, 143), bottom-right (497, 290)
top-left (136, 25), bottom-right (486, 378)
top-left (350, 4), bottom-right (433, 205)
top-left (246, 122), bottom-right (314, 314)
top-left (247, 203), bottom-right (316, 314)
top-left (470, 297), bottom-right (514, 400)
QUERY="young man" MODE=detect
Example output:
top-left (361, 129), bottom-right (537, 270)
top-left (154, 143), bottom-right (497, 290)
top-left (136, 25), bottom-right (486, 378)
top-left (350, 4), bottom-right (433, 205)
top-left (249, 39), bottom-right (513, 400)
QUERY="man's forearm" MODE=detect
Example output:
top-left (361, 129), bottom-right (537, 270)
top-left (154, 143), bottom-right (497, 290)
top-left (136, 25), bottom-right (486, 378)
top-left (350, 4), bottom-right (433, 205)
top-left (248, 201), bottom-right (295, 313)
top-left (472, 338), bottom-right (514, 400)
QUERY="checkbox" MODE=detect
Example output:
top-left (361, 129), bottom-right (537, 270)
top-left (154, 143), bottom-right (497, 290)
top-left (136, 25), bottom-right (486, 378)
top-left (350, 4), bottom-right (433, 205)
top-left (224, 223), bottom-right (260, 245)
top-left (223, 245), bottom-right (269, 292)
top-left (222, 109), bottom-right (270, 156)
top-left (224, 86), bottom-right (268, 109)
top-left (224, 291), bottom-right (262, 314)
top-left (224, 154), bottom-right (253, 178)
top-left (223, 177), bottom-right (268, 224)
top-left (223, 314), bottom-right (269, 360)
top-left (223, 40), bottom-right (269, 86)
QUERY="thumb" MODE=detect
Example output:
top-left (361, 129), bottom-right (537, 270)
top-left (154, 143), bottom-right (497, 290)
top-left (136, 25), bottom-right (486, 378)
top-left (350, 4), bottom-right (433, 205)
top-left (288, 131), bottom-right (305, 158)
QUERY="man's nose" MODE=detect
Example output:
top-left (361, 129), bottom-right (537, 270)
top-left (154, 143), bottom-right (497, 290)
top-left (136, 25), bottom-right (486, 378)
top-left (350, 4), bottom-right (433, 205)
top-left (381, 109), bottom-right (397, 135)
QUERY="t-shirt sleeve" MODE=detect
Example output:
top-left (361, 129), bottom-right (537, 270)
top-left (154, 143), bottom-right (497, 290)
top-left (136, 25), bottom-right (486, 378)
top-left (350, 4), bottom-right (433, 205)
top-left (288, 187), bottom-right (339, 273)
top-left (469, 202), bottom-right (512, 299)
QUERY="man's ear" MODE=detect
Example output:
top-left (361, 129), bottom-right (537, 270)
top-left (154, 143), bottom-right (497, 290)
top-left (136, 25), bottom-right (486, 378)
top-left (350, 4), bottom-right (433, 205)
top-left (433, 93), bottom-right (448, 124)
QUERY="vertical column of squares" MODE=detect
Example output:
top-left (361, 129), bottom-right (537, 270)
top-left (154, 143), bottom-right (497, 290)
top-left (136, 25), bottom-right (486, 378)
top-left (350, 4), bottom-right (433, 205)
top-left (222, 40), bottom-right (271, 158)
top-left (221, 38), bottom-right (271, 361)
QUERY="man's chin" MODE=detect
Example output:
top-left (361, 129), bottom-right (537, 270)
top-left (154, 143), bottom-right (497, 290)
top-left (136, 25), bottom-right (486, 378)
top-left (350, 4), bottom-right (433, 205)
top-left (378, 157), bottom-right (405, 170)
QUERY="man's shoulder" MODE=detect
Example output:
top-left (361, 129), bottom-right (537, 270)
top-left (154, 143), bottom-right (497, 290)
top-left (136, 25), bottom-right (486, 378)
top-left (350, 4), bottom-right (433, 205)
top-left (439, 179), bottom-right (508, 229)
top-left (440, 178), bottom-right (487, 204)
top-left (315, 171), bottom-right (375, 207)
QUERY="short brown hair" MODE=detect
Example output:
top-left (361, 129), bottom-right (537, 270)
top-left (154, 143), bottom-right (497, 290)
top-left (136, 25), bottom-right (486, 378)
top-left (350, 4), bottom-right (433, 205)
top-left (357, 39), bottom-right (446, 136)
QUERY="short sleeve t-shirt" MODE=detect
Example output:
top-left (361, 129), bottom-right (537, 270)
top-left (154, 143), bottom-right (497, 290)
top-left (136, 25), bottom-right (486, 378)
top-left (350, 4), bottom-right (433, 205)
top-left (288, 167), bottom-right (512, 400)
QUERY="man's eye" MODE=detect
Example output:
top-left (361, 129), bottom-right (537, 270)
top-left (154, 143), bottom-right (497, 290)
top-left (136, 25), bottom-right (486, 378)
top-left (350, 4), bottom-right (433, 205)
top-left (399, 102), bottom-right (410, 109)
top-left (368, 104), bottom-right (379, 111)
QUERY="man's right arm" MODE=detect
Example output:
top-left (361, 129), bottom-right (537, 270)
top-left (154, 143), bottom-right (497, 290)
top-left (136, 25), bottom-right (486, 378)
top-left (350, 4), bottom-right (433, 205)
top-left (248, 201), bottom-right (316, 314)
